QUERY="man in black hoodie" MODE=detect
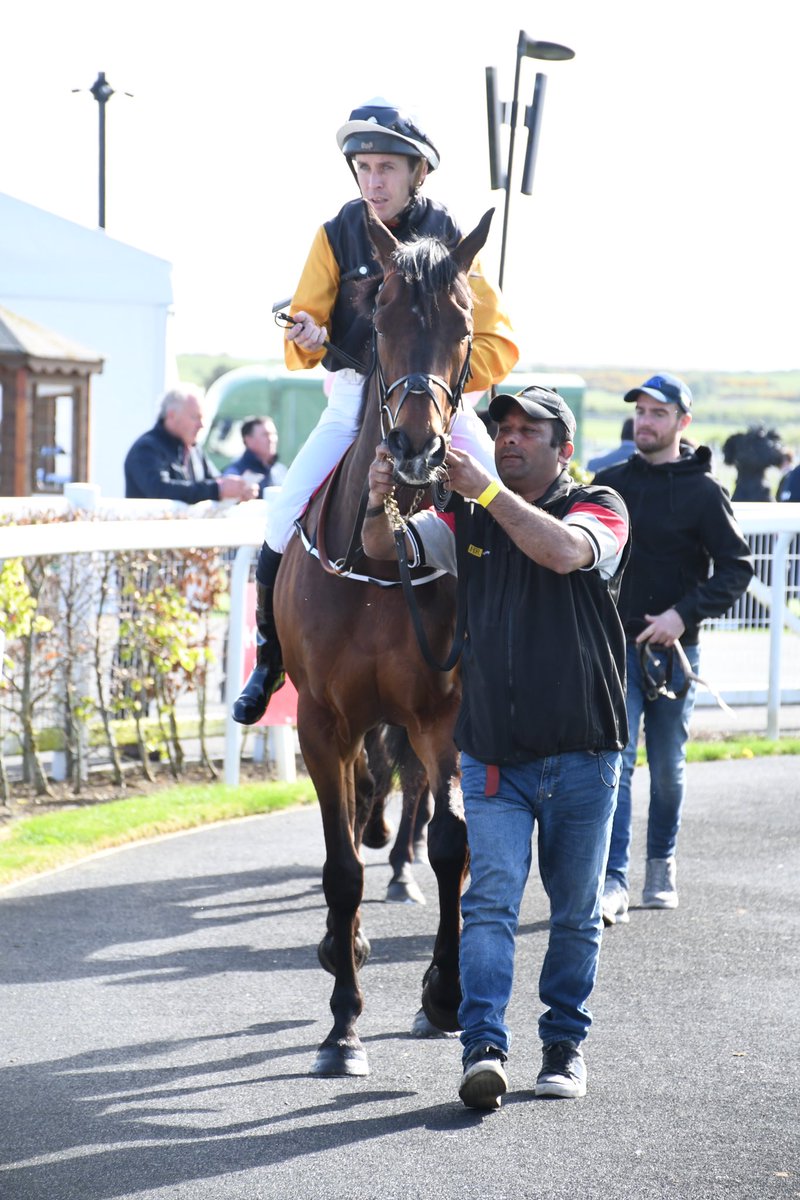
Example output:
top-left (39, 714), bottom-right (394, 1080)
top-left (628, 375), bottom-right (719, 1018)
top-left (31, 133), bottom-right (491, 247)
top-left (594, 373), bottom-right (753, 924)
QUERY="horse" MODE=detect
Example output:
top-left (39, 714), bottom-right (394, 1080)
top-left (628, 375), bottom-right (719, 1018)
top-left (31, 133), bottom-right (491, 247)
top-left (274, 202), bottom-right (493, 1076)
top-left (723, 424), bottom-right (787, 501)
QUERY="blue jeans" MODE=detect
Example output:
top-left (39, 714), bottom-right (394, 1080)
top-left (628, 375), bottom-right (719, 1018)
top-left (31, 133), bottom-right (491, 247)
top-left (458, 749), bottom-right (620, 1058)
top-left (606, 641), bottom-right (700, 889)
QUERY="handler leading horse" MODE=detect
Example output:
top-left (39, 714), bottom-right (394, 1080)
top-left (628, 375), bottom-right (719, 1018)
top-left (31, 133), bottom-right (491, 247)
top-left (275, 203), bottom-right (493, 1076)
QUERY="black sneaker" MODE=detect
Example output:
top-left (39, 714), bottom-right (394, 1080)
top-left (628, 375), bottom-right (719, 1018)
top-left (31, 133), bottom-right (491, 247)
top-left (458, 1043), bottom-right (508, 1110)
top-left (534, 1040), bottom-right (587, 1099)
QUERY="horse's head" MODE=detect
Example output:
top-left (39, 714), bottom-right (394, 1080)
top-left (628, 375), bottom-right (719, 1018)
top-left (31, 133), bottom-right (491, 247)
top-left (363, 202), bottom-right (493, 488)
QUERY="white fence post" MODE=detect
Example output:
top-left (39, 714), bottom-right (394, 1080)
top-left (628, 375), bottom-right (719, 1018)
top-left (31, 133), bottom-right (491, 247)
top-left (224, 544), bottom-right (255, 786)
top-left (767, 531), bottom-right (792, 739)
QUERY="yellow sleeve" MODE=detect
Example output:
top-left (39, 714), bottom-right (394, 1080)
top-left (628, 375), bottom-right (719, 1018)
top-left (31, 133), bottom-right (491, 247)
top-left (284, 226), bottom-right (341, 371)
top-left (468, 254), bottom-right (520, 392)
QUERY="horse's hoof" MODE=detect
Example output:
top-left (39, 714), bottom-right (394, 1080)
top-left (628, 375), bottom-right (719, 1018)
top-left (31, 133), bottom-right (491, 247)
top-left (317, 930), bottom-right (371, 975)
top-left (362, 816), bottom-right (395, 850)
top-left (386, 878), bottom-right (426, 905)
top-left (411, 1007), bottom-right (460, 1039)
top-left (311, 1038), bottom-right (369, 1077)
top-left (421, 967), bottom-right (462, 1034)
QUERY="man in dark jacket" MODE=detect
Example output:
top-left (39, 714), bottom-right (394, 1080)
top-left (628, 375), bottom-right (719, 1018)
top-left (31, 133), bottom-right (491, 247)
top-left (365, 388), bottom-right (630, 1110)
top-left (223, 416), bottom-right (287, 496)
top-left (124, 386), bottom-right (257, 503)
top-left (594, 373), bottom-right (753, 925)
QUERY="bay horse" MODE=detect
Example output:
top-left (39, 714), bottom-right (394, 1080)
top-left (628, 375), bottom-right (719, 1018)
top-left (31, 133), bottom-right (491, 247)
top-left (274, 202), bottom-right (493, 1076)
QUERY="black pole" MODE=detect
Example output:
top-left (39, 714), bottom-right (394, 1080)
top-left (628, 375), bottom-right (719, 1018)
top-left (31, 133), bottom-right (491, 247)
top-left (89, 72), bottom-right (114, 229)
top-left (98, 98), bottom-right (106, 228)
top-left (490, 32), bottom-right (575, 291)
top-left (497, 39), bottom-right (525, 291)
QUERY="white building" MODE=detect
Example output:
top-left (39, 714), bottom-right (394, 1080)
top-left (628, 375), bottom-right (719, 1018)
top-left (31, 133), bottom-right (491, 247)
top-left (0, 191), bottom-right (174, 497)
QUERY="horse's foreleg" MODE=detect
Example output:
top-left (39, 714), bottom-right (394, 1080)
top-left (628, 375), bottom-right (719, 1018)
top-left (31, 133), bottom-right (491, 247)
top-left (298, 711), bottom-right (370, 1077)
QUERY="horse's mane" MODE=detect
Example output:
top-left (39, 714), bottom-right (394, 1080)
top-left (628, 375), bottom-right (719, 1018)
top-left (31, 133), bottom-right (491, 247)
top-left (353, 234), bottom-right (472, 430)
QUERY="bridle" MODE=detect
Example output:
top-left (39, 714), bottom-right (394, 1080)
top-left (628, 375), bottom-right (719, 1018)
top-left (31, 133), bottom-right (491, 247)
top-left (374, 325), bottom-right (474, 442)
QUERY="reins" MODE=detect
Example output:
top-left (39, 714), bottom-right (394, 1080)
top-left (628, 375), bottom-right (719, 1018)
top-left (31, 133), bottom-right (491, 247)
top-left (273, 309), bottom-right (369, 374)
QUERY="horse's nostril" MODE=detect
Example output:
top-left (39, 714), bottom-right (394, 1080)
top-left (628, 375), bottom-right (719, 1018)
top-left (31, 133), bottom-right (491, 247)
top-left (386, 428), bottom-right (412, 461)
top-left (426, 437), bottom-right (446, 468)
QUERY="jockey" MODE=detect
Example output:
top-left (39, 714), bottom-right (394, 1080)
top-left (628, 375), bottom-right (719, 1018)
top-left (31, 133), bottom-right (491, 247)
top-left (232, 98), bottom-right (519, 725)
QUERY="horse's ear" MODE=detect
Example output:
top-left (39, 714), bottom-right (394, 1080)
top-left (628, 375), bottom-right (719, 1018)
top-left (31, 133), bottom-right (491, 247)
top-left (453, 209), bottom-right (495, 273)
top-left (363, 200), bottom-right (400, 270)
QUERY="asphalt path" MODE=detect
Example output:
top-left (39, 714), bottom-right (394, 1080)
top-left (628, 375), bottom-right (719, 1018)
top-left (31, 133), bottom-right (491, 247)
top-left (1, 756), bottom-right (798, 1200)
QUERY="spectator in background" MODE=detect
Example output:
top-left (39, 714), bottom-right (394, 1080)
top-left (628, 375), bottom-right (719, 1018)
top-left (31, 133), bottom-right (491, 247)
top-left (594, 373), bottom-right (753, 924)
top-left (223, 416), bottom-right (287, 495)
top-left (124, 385), bottom-right (258, 504)
top-left (777, 460), bottom-right (800, 502)
top-left (586, 418), bottom-right (635, 474)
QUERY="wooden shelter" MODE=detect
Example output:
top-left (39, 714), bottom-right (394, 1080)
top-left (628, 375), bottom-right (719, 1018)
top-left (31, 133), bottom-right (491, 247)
top-left (0, 306), bottom-right (103, 496)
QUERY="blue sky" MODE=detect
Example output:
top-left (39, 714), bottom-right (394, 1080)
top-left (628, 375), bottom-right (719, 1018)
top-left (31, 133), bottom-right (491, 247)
top-left (2, 1), bottom-right (797, 371)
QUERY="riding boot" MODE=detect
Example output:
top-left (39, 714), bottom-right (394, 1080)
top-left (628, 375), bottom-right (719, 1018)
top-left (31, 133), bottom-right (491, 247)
top-left (232, 550), bottom-right (285, 725)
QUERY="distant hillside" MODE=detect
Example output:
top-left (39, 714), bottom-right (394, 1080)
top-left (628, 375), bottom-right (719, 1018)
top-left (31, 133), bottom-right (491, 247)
top-left (527, 365), bottom-right (799, 487)
top-left (179, 354), bottom-right (799, 489)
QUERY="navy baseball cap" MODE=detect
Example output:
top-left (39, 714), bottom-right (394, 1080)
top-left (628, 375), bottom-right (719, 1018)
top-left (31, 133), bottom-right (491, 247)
top-left (489, 387), bottom-right (577, 439)
top-left (624, 372), bottom-right (692, 414)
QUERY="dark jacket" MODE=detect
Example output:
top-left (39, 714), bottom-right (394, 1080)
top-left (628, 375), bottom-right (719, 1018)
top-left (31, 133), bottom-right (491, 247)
top-left (124, 421), bottom-right (222, 502)
top-left (223, 448), bottom-right (286, 495)
top-left (321, 195), bottom-right (460, 372)
top-left (447, 472), bottom-right (630, 766)
top-left (778, 463), bottom-right (800, 502)
top-left (594, 447), bottom-right (753, 644)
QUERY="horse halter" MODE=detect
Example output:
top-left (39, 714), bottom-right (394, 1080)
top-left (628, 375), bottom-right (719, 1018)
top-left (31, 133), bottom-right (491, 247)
top-left (638, 642), bottom-right (691, 703)
top-left (373, 324), bottom-right (473, 442)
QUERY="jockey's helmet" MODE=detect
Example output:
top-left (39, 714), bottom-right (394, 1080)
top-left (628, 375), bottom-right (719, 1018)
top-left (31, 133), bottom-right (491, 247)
top-left (336, 99), bottom-right (440, 171)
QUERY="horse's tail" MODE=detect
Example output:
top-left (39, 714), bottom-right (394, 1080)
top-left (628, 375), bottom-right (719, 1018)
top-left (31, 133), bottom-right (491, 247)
top-left (364, 724), bottom-right (414, 795)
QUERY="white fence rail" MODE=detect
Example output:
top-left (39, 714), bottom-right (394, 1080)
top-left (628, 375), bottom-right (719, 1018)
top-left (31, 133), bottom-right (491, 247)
top-left (1, 494), bottom-right (799, 786)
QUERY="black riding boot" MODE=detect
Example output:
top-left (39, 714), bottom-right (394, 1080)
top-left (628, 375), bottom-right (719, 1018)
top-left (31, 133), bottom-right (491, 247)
top-left (232, 547), bottom-right (285, 725)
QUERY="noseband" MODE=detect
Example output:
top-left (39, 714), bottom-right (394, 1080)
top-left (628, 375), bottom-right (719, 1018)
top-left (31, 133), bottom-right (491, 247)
top-left (373, 325), bottom-right (473, 442)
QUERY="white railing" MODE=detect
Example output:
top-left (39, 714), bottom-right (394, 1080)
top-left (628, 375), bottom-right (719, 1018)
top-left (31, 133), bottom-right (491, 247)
top-left (1, 492), bottom-right (799, 784)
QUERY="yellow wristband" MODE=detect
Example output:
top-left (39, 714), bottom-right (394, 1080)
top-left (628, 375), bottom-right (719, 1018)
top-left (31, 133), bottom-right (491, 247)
top-left (475, 480), bottom-right (501, 508)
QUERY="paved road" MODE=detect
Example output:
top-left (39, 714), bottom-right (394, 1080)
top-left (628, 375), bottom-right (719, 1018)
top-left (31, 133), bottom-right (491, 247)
top-left (1, 757), bottom-right (798, 1200)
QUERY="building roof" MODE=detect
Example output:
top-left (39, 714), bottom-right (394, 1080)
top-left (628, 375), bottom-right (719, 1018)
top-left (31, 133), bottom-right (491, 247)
top-left (0, 191), bottom-right (172, 305)
top-left (0, 305), bottom-right (103, 372)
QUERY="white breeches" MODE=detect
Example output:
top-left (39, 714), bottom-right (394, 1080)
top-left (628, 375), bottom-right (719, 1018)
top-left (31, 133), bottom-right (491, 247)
top-left (264, 369), bottom-right (498, 552)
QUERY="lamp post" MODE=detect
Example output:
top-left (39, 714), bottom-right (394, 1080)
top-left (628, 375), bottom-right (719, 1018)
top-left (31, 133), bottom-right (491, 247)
top-left (89, 72), bottom-right (114, 229)
top-left (486, 32), bottom-right (575, 289)
top-left (73, 72), bottom-right (133, 229)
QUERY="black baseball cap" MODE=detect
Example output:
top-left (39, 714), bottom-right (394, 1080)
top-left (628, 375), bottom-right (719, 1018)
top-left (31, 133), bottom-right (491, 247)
top-left (489, 386), bottom-right (577, 439)
top-left (624, 372), bottom-right (693, 414)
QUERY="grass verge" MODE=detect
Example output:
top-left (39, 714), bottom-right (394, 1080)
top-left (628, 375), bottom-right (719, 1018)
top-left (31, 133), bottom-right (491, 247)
top-left (1, 735), bottom-right (799, 889)
top-left (0, 779), bottom-right (317, 889)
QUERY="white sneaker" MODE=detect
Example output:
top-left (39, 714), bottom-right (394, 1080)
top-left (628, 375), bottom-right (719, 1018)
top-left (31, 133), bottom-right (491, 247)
top-left (601, 877), bottom-right (630, 926)
top-left (642, 856), bottom-right (678, 908)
